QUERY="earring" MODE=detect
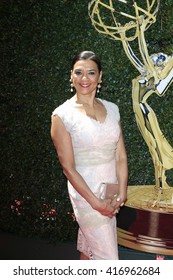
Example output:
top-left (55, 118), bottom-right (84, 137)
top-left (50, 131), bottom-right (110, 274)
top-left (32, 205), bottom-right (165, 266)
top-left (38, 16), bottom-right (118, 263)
top-left (70, 79), bottom-right (74, 93)
top-left (97, 81), bottom-right (102, 94)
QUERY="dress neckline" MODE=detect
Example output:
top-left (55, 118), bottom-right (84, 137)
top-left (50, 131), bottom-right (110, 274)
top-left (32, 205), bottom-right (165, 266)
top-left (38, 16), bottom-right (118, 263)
top-left (70, 97), bottom-right (108, 124)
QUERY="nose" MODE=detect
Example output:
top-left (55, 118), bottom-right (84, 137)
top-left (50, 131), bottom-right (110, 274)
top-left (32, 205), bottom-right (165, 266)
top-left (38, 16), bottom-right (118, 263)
top-left (81, 72), bottom-right (89, 80)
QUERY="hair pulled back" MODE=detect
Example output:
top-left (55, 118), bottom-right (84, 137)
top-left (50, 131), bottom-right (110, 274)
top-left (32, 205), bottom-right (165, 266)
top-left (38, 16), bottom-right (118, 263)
top-left (71, 51), bottom-right (102, 73)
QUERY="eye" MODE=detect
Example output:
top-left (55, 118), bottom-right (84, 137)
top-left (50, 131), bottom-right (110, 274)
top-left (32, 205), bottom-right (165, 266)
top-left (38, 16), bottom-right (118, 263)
top-left (74, 70), bottom-right (82, 76)
top-left (88, 71), bottom-right (96, 75)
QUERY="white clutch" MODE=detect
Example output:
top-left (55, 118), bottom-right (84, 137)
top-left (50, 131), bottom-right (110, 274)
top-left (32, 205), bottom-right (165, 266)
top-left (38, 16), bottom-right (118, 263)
top-left (99, 183), bottom-right (119, 200)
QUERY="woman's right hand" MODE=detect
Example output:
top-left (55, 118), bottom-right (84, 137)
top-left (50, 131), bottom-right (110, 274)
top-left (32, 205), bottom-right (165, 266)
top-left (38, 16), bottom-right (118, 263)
top-left (93, 199), bottom-right (115, 218)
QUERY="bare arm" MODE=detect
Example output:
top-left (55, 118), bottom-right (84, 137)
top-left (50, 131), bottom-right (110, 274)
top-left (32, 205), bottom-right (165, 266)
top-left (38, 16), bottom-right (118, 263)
top-left (115, 123), bottom-right (128, 203)
top-left (50, 115), bottom-right (115, 217)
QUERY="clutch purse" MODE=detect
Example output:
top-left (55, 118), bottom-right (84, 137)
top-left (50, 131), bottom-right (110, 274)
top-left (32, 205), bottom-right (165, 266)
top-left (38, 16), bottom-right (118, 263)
top-left (100, 183), bottom-right (120, 200)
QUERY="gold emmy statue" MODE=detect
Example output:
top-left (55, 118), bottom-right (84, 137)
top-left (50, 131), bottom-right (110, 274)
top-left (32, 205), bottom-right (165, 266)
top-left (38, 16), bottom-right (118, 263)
top-left (89, 0), bottom-right (173, 255)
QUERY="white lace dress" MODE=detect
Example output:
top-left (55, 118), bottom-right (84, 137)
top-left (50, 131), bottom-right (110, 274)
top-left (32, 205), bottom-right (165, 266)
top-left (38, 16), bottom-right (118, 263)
top-left (52, 96), bottom-right (121, 259)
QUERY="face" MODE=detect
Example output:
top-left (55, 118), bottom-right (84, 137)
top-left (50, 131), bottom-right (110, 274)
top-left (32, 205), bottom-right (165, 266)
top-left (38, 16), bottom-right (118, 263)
top-left (71, 60), bottom-right (102, 96)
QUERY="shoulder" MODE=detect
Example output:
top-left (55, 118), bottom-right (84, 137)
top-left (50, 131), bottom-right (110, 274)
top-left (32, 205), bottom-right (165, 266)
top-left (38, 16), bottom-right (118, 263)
top-left (51, 97), bottom-right (76, 132)
top-left (98, 98), bottom-right (118, 109)
top-left (52, 99), bottom-right (72, 117)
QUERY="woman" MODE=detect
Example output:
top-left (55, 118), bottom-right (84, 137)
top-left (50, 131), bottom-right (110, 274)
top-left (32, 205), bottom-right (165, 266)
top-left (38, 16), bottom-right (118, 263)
top-left (51, 51), bottom-right (128, 260)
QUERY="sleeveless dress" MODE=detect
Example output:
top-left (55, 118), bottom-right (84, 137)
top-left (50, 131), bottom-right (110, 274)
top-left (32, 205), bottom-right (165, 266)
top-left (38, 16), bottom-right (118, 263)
top-left (52, 96), bottom-right (121, 259)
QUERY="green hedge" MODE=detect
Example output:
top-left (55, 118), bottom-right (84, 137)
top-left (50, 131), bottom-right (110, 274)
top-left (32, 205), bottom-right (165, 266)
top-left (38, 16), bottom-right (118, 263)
top-left (0, 0), bottom-right (172, 242)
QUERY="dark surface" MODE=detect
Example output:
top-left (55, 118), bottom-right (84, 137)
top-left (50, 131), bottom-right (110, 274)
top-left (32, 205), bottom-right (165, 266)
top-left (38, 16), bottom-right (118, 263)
top-left (0, 232), bottom-right (172, 260)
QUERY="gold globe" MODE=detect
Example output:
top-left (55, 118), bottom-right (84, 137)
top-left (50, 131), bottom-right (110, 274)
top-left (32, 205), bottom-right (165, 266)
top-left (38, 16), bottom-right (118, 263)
top-left (89, 0), bottom-right (160, 41)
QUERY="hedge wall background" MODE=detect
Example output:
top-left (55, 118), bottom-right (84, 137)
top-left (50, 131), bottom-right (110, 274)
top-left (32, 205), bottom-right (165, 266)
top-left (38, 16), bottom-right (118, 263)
top-left (1, 0), bottom-right (173, 242)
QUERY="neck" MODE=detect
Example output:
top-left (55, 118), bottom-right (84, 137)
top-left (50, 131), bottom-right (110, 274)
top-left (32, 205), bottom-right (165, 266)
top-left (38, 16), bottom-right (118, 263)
top-left (74, 93), bottom-right (97, 108)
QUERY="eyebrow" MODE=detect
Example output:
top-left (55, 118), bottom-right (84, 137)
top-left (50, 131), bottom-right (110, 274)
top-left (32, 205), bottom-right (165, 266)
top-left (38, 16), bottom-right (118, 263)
top-left (74, 68), bottom-right (96, 71)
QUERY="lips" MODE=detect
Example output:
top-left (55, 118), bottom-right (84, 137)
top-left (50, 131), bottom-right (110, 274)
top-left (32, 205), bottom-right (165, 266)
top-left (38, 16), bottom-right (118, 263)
top-left (80, 84), bottom-right (90, 88)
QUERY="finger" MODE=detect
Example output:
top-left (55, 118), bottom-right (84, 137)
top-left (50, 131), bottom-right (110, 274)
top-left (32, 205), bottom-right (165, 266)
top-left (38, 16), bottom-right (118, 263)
top-left (113, 208), bottom-right (120, 215)
top-left (108, 214), bottom-right (113, 218)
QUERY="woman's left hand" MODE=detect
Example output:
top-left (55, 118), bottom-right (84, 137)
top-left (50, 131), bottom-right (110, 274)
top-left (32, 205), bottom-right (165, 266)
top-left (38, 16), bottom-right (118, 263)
top-left (111, 193), bottom-right (127, 215)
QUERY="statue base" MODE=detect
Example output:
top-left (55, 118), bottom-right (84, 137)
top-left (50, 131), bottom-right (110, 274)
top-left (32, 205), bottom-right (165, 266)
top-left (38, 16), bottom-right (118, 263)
top-left (117, 185), bottom-right (173, 255)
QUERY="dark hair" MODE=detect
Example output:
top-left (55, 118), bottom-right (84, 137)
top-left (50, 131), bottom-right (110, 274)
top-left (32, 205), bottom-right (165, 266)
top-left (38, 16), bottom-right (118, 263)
top-left (71, 51), bottom-right (102, 72)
